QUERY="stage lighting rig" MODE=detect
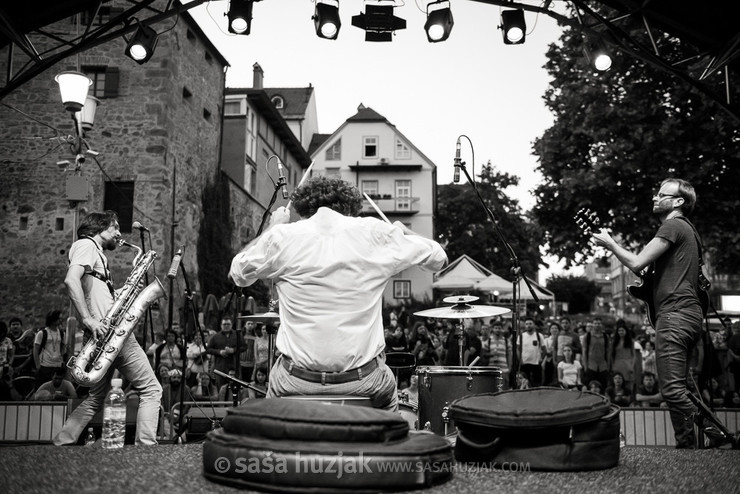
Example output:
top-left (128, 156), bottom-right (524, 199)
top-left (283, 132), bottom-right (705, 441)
top-left (351, 3), bottom-right (406, 42)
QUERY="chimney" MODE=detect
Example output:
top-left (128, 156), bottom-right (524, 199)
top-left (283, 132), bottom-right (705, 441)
top-left (253, 63), bottom-right (264, 89)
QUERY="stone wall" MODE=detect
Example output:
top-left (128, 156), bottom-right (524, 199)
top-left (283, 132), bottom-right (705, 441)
top-left (0, 8), bottom-right (227, 329)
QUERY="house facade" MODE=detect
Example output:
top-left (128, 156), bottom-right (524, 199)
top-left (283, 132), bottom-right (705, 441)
top-left (309, 104), bottom-right (440, 305)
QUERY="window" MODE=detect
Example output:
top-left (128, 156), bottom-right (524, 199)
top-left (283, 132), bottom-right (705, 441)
top-left (271, 96), bottom-right (284, 109)
top-left (325, 167), bottom-right (341, 178)
top-left (363, 136), bottom-right (378, 158)
top-left (245, 163), bottom-right (257, 195)
top-left (81, 66), bottom-right (119, 98)
top-left (326, 139), bottom-right (341, 161)
top-left (103, 181), bottom-right (135, 233)
top-left (361, 180), bottom-right (379, 196)
top-left (247, 110), bottom-right (257, 159)
top-left (183, 87), bottom-right (192, 100)
top-left (395, 138), bottom-right (411, 160)
top-left (224, 100), bottom-right (242, 115)
top-left (19, 217), bottom-right (28, 231)
top-left (394, 280), bottom-right (411, 299)
top-left (395, 180), bottom-right (411, 211)
top-left (55, 218), bottom-right (64, 231)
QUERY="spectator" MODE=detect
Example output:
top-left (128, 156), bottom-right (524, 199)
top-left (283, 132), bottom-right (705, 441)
top-left (9, 317), bottom-right (35, 377)
top-left (559, 317), bottom-right (583, 362)
top-left (154, 329), bottom-right (185, 373)
top-left (463, 326), bottom-right (482, 366)
top-left (161, 369), bottom-right (184, 416)
top-left (239, 321), bottom-right (257, 382)
top-left (207, 316), bottom-right (238, 389)
top-left (0, 370), bottom-right (22, 401)
top-left (190, 372), bottom-right (218, 401)
top-left (385, 321), bottom-right (409, 353)
top-left (146, 332), bottom-right (165, 368)
top-left (611, 326), bottom-right (637, 392)
top-left (583, 317), bottom-right (610, 390)
top-left (487, 321), bottom-right (511, 375)
top-left (252, 323), bottom-right (270, 378)
top-left (0, 321), bottom-right (15, 381)
top-left (543, 321), bottom-right (560, 386)
top-left (33, 310), bottom-right (66, 390)
top-left (413, 336), bottom-right (439, 366)
top-left (157, 365), bottom-right (171, 385)
top-left (635, 372), bottom-right (663, 407)
top-left (517, 317), bottom-right (545, 387)
top-left (557, 345), bottom-right (582, 390)
top-left (33, 368), bottom-right (77, 401)
top-left (588, 380), bottom-right (603, 395)
top-left (186, 332), bottom-right (208, 388)
top-left (516, 371), bottom-right (530, 390)
top-left (641, 340), bottom-right (658, 378)
top-left (247, 365), bottom-right (269, 400)
top-left (217, 369), bottom-right (248, 404)
top-left (605, 371), bottom-right (632, 407)
top-left (701, 377), bottom-right (725, 408)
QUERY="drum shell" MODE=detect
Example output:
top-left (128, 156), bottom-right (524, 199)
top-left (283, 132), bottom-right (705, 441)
top-left (417, 366), bottom-right (502, 435)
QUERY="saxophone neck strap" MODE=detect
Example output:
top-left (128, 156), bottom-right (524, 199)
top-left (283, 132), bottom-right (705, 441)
top-left (80, 236), bottom-right (115, 295)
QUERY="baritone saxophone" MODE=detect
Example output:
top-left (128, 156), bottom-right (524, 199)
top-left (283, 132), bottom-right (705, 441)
top-left (68, 240), bottom-right (166, 385)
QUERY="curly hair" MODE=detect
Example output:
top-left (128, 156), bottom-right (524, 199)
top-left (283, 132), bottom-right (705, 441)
top-left (77, 210), bottom-right (118, 238)
top-left (291, 176), bottom-right (363, 218)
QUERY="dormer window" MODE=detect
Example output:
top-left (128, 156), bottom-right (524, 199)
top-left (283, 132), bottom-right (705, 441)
top-left (271, 96), bottom-right (284, 109)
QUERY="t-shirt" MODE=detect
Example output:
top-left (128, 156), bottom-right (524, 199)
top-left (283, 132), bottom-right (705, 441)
top-left (68, 237), bottom-right (115, 321)
top-left (34, 328), bottom-right (64, 367)
top-left (653, 218), bottom-right (702, 318)
top-left (0, 337), bottom-right (13, 366)
top-left (558, 360), bottom-right (582, 387)
top-left (519, 331), bottom-right (544, 365)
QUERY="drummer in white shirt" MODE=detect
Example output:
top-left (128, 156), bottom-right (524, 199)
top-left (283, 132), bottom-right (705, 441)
top-left (229, 176), bottom-right (447, 411)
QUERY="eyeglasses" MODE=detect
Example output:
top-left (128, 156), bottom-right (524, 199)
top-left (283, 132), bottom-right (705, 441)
top-left (653, 192), bottom-right (679, 199)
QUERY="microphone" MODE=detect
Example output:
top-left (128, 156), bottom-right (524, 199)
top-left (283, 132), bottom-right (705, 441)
top-left (453, 138), bottom-right (461, 183)
top-left (277, 159), bottom-right (289, 200)
top-left (167, 249), bottom-right (182, 279)
top-left (132, 221), bottom-right (149, 232)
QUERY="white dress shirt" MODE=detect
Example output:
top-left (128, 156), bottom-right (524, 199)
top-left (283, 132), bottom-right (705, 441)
top-left (230, 207), bottom-right (447, 372)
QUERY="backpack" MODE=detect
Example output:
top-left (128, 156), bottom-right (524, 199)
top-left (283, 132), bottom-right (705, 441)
top-left (40, 328), bottom-right (65, 354)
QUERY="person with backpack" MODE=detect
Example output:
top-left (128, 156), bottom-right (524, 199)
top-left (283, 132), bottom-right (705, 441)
top-left (33, 310), bottom-right (66, 390)
top-left (518, 316), bottom-right (546, 387)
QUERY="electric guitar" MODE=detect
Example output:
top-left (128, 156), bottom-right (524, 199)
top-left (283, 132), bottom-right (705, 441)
top-left (573, 208), bottom-right (709, 328)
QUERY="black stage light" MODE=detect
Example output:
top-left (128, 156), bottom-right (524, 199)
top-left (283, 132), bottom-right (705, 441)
top-left (500, 9), bottom-right (526, 45)
top-left (351, 4), bottom-right (406, 42)
top-left (124, 22), bottom-right (159, 64)
top-left (313, 0), bottom-right (341, 40)
top-left (424, 1), bottom-right (453, 43)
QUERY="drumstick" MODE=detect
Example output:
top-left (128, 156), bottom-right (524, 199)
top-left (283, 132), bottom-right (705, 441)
top-left (363, 192), bottom-right (392, 224)
top-left (468, 356), bottom-right (480, 367)
top-left (286, 160), bottom-right (315, 210)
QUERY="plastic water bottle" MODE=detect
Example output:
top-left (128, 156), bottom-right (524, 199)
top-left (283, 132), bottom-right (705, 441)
top-left (84, 427), bottom-right (96, 447)
top-left (102, 378), bottom-right (126, 449)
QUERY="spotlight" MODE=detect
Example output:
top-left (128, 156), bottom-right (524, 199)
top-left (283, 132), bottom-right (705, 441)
top-left (124, 22), bottom-right (159, 64)
top-left (424, 1), bottom-right (453, 43)
top-left (500, 9), bottom-right (526, 45)
top-left (584, 39), bottom-right (613, 71)
top-left (227, 0), bottom-right (255, 35)
top-left (351, 4), bottom-right (406, 42)
top-left (313, 0), bottom-right (341, 40)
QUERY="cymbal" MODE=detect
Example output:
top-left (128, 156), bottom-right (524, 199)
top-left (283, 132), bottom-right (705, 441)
top-left (237, 311), bottom-right (280, 323)
top-left (414, 304), bottom-right (511, 319)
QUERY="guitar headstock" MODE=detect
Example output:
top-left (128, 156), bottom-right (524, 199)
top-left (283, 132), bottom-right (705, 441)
top-left (574, 208), bottom-right (601, 235)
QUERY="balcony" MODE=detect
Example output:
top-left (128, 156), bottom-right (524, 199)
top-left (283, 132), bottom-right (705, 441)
top-left (361, 195), bottom-right (420, 216)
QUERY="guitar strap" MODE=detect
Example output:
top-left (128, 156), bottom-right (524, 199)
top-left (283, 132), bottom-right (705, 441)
top-left (676, 216), bottom-right (713, 318)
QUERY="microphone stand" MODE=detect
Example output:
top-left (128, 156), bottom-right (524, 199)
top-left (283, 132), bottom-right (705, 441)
top-left (457, 161), bottom-right (540, 389)
top-left (137, 228), bottom-right (155, 351)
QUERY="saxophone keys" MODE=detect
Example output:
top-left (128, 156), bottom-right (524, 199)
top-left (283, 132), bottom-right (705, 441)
top-left (104, 344), bottom-right (117, 353)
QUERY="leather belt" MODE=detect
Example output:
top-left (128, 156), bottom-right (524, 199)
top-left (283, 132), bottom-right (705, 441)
top-left (282, 357), bottom-right (378, 385)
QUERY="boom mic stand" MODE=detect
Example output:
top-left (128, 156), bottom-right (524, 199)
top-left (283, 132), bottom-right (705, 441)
top-left (456, 148), bottom-right (540, 389)
top-left (137, 227), bottom-right (155, 351)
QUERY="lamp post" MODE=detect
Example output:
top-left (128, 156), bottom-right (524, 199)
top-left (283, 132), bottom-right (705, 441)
top-left (54, 71), bottom-right (94, 156)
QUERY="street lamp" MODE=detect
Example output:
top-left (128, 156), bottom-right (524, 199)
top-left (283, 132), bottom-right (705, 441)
top-left (54, 71), bottom-right (92, 112)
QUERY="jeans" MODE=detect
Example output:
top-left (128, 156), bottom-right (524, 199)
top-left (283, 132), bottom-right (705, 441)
top-left (655, 308), bottom-right (703, 448)
top-left (267, 353), bottom-right (398, 412)
top-left (53, 334), bottom-right (162, 446)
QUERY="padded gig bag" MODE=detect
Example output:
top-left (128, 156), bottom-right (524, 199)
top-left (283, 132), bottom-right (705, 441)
top-left (203, 398), bottom-right (454, 492)
top-left (449, 388), bottom-right (620, 471)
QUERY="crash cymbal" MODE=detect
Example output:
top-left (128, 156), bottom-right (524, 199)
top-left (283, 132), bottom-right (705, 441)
top-left (414, 304), bottom-right (511, 319)
top-left (237, 311), bottom-right (280, 323)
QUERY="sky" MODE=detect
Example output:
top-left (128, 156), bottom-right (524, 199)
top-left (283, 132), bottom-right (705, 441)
top-left (186, 0), bottom-right (564, 211)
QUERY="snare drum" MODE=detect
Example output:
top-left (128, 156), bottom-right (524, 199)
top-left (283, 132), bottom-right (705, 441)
top-left (417, 366), bottom-right (503, 435)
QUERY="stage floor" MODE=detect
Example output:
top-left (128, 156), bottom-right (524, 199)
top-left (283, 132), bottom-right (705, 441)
top-left (1, 443), bottom-right (738, 493)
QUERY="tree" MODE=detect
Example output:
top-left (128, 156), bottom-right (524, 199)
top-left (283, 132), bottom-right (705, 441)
top-left (531, 7), bottom-right (740, 274)
top-left (546, 274), bottom-right (602, 314)
top-left (437, 162), bottom-right (543, 277)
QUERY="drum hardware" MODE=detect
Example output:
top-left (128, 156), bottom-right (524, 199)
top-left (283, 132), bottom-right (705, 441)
top-left (413, 295), bottom-right (511, 319)
top-left (467, 375), bottom-right (473, 391)
top-left (422, 370), bottom-right (431, 390)
top-left (442, 403), bottom-right (450, 436)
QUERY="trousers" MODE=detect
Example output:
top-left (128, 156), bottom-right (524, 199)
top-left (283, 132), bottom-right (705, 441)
top-left (53, 334), bottom-right (162, 446)
top-left (267, 353), bottom-right (398, 412)
top-left (655, 307), bottom-right (703, 448)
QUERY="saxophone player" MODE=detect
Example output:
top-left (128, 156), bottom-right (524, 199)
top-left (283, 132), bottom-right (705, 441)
top-left (53, 211), bottom-right (162, 446)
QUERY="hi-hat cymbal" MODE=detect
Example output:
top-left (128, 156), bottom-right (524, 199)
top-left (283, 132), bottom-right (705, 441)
top-left (237, 311), bottom-right (280, 323)
top-left (414, 304), bottom-right (511, 319)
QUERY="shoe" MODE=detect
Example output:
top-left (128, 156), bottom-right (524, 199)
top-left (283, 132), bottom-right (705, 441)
top-left (694, 413), bottom-right (731, 446)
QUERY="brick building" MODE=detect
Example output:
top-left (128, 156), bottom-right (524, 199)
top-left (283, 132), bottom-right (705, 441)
top-left (0, 7), bottom-right (228, 331)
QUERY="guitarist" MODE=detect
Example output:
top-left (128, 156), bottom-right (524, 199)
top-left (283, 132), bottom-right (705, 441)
top-left (592, 178), bottom-right (704, 449)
